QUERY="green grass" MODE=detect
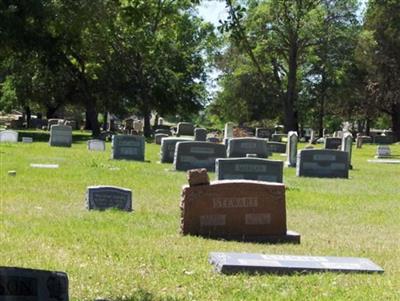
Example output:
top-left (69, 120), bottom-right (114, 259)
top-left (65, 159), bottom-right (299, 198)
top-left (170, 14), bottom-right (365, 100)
top-left (1, 131), bottom-right (400, 300)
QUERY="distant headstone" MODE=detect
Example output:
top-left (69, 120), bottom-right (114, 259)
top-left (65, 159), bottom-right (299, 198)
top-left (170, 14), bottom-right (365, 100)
top-left (296, 149), bottom-right (349, 178)
top-left (310, 129), bottom-right (315, 143)
top-left (356, 134), bottom-right (363, 149)
top-left (22, 137), bottom-right (33, 143)
top-left (216, 158), bottom-right (283, 183)
top-left (375, 145), bottom-right (391, 158)
top-left (160, 137), bottom-right (192, 163)
top-left (155, 133), bottom-right (168, 145)
top-left (341, 132), bottom-right (353, 169)
top-left (209, 252), bottom-right (384, 275)
top-left (255, 128), bottom-right (273, 139)
top-left (86, 186), bottom-right (132, 211)
top-left (180, 173), bottom-right (300, 243)
top-left (111, 135), bottom-right (145, 161)
top-left (87, 139), bottom-right (106, 151)
top-left (176, 122), bottom-right (194, 136)
top-left (133, 120), bottom-right (143, 134)
top-left (286, 131), bottom-right (298, 167)
top-left (0, 266), bottom-right (69, 300)
top-left (271, 134), bottom-right (287, 142)
top-left (0, 130), bottom-right (18, 143)
top-left (360, 136), bottom-right (372, 144)
top-left (154, 128), bottom-right (171, 136)
top-left (373, 135), bottom-right (393, 144)
top-left (64, 120), bottom-right (78, 130)
top-left (8, 170), bottom-right (16, 176)
top-left (224, 122), bottom-right (234, 140)
top-left (267, 142), bottom-right (286, 153)
top-left (194, 128), bottom-right (207, 141)
top-left (227, 138), bottom-right (269, 158)
top-left (174, 141), bottom-right (226, 171)
top-left (49, 125), bottom-right (72, 147)
top-left (324, 137), bottom-right (342, 150)
top-left (207, 137), bottom-right (221, 143)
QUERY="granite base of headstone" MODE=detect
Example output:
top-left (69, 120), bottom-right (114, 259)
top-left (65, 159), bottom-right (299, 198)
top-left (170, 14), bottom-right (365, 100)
top-left (160, 137), bottom-right (193, 163)
top-left (0, 130), bottom-right (18, 143)
top-left (86, 186), bottom-right (132, 211)
top-left (112, 135), bottom-right (145, 161)
top-left (227, 138), bottom-right (269, 158)
top-left (209, 252), bottom-right (384, 275)
top-left (49, 125), bottom-right (72, 147)
top-left (0, 266), bottom-right (69, 300)
top-left (87, 139), bottom-right (106, 151)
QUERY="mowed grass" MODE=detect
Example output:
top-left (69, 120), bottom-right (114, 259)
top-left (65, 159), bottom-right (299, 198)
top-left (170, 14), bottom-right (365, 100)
top-left (1, 131), bottom-right (399, 301)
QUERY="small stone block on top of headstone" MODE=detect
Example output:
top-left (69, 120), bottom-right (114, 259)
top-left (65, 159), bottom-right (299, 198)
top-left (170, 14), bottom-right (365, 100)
top-left (0, 266), bottom-right (69, 300)
top-left (187, 168), bottom-right (210, 187)
top-left (22, 137), bottom-right (33, 143)
top-left (88, 139), bottom-right (106, 151)
top-left (86, 186), bottom-right (132, 211)
top-left (209, 252), bottom-right (384, 275)
top-left (0, 130), bottom-right (18, 143)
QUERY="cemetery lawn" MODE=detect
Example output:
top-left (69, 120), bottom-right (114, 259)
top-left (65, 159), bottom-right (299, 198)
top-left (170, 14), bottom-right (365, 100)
top-left (1, 131), bottom-right (400, 301)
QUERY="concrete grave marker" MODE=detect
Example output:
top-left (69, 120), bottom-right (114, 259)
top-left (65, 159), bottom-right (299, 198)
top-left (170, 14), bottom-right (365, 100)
top-left (341, 132), bottom-right (353, 169)
top-left (87, 139), bottom-right (106, 151)
top-left (216, 158), bottom-right (283, 183)
top-left (296, 149), bottom-right (349, 178)
top-left (49, 125), bottom-right (72, 147)
top-left (112, 135), bottom-right (145, 161)
top-left (267, 142), bottom-right (286, 153)
top-left (22, 137), bottom-right (33, 143)
top-left (86, 186), bottom-right (132, 211)
top-left (160, 137), bottom-right (192, 163)
top-left (209, 252), bottom-right (384, 275)
top-left (173, 142), bottom-right (226, 171)
top-left (0, 130), bottom-right (18, 143)
top-left (155, 133), bottom-right (168, 145)
top-left (286, 131), bottom-right (298, 167)
top-left (0, 266), bottom-right (69, 301)
top-left (176, 122), bottom-right (194, 136)
top-left (180, 170), bottom-right (300, 243)
top-left (324, 137), bottom-right (342, 150)
top-left (227, 138), bottom-right (269, 158)
top-left (194, 128), bottom-right (207, 141)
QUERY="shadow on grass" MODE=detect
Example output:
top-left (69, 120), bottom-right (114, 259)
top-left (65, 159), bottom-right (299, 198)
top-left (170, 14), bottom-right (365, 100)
top-left (100, 288), bottom-right (185, 301)
top-left (17, 130), bottom-right (92, 143)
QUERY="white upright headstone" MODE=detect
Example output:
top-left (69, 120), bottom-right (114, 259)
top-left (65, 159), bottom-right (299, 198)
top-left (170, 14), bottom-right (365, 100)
top-left (341, 132), bottom-right (353, 169)
top-left (0, 130), bottom-right (18, 143)
top-left (286, 131), bottom-right (298, 167)
top-left (224, 122), bottom-right (234, 145)
top-left (87, 139), bottom-right (106, 151)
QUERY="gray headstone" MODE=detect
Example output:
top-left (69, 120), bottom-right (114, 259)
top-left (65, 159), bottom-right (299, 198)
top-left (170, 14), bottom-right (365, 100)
top-left (160, 137), bottom-right (192, 163)
top-left (255, 128), bottom-right (273, 139)
top-left (267, 142), bottom-right (287, 153)
top-left (155, 133), bottom-right (168, 145)
top-left (111, 135), bottom-right (145, 161)
top-left (86, 186), bottom-right (132, 211)
top-left (173, 141), bottom-right (226, 171)
top-left (216, 158), bottom-right (283, 183)
top-left (227, 138), bottom-right (269, 158)
top-left (22, 137), bottom-right (33, 143)
top-left (0, 266), bottom-right (69, 300)
top-left (296, 149), bottom-right (349, 178)
top-left (176, 122), bottom-right (194, 136)
top-left (375, 145), bottom-right (391, 158)
top-left (341, 132), bottom-right (353, 169)
top-left (286, 131), bottom-right (298, 167)
top-left (224, 122), bottom-right (234, 140)
top-left (49, 125), bottom-right (72, 147)
top-left (194, 128), bottom-right (207, 141)
top-left (209, 252), bottom-right (384, 275)
top-left (154, 128), bottom-right (171, 136)
top-left (87, 139), bottom-right (106, 151)
top-left (0, 130), bottom-right (18, 143)
top-left (373, 135), bottom-right (393, 144)
top-left (271, 134), bottom-right (287, 142)
top-left (324, 137), bottom-right (342, 150)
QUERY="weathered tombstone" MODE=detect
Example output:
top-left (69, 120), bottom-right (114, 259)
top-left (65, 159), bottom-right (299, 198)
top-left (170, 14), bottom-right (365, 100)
top-left (194, 128), bottom-right (207, 141)
top-left (209, 252), bottom-right (384, 275)
top-left (0, 130), bottom-right (18, 143)
top-left (174, 141), bottom-right (226, 171)
top-left (341, 132), bottom-right (353, 169)
top-left (324, 137), bottom-right (342, 150)
top-left (86, 186), bottom-right (132, 211)
top-left (87, 139), bottom-right (106, 151)
top-left (160, 137), bottom-right (192, 163)
top-left (373, 135), bottom-right (393, 144)
top-left (227, 138), bottom-right (269, 158)
top-left (22, 137), bottom-right (33, 143)
top-left (180, 170), bottom-right (300, 243)
top-left (0, 266), bottom-right (69, 300)
top-left (296, 149), bottom-right (349, 178)
top-left (111, 135), bottom-right (145, 161)
top-left (49, 125), bottom-right (72, 147)
top-left (286, 131), bottom-right (298, 167)
top-left (155, 133), bottom-right (168, 145)
top-left (216, 158), bottom-right (283, 183)
top-left (255, 128), bottom-right (273, 139)
top-left (375, 145), bottom-right (391, 158)
top-left (271, 134), bottom-right (287, 142)
top-left (176, 122), bottom-right (194, 136)
top-left (267, 142), bottom-right (287, 153)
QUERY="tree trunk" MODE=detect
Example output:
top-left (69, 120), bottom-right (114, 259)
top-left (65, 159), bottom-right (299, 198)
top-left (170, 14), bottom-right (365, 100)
top-left (366, 118), bottom-right (371, 136)
top-left (285, 44), bottom-right (299, 133)
top-left (391, 103), bottom-right (400, 141)
top-left (143, 111), bottom-right (151, 138)
top-left (318, 96), bottom-right (325, 137)
top-left (103, 112), bottom-right (108, 131)
top-left (153, 113), bottom-right (159, 128)
top-left (46, 106), bottom-right (59, 119)
top-left (25, 106), bottom-right (31, 128)
top-left (85, 100), bottom-right (100, 137)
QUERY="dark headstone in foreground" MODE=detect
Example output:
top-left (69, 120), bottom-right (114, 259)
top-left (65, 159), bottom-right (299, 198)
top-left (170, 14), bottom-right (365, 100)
top-left (86, 186), bottom-right (132, 211)
top-left (0, 266), bottom-right (69, 300)
top-left (209, 252), bottom-right (384, 275)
